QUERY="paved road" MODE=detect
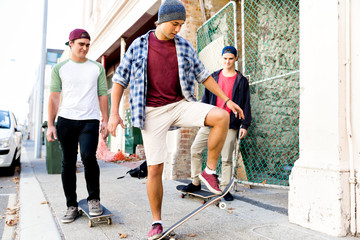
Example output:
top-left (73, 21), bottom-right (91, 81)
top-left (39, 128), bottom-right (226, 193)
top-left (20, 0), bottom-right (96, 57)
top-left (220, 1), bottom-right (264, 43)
top-left (0, 164), bottom-right (20, 240)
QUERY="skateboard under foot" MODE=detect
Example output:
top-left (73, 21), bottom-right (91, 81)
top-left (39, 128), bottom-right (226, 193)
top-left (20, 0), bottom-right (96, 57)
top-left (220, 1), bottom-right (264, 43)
top-left (78, 199), bottom-right (113, 227)
top-left (176, 185), bottom-right (227, 209)
top-left (159, 178), bottom-right (235, 239)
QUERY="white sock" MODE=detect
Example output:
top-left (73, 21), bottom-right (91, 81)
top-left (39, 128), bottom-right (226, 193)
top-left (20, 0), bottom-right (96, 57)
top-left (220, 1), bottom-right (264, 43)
top-left (205, 167), bottom-right (216, 175)
top-left (152, 220), bottom-right (163, 225)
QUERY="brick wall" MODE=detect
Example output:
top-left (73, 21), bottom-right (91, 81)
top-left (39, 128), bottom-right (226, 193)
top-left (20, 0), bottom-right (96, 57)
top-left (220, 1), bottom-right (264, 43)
top-left (180, 0), bottom-right (203, 46)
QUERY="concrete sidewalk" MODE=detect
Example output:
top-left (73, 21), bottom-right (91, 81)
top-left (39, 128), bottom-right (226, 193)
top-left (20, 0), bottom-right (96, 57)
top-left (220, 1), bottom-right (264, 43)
top-left (18, 140), bottom-right (356, 240)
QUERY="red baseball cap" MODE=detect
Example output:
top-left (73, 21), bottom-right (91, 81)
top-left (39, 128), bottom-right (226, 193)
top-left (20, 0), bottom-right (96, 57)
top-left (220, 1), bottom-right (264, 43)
top-left (65, 28), bottom-right (91, 45)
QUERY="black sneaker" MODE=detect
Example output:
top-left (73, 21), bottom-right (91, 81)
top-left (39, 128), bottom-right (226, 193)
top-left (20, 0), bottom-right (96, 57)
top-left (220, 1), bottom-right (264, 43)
top-left (182, 183), bottom-right (201, 192)
top-left (223, 192), bottom-right (234, 201)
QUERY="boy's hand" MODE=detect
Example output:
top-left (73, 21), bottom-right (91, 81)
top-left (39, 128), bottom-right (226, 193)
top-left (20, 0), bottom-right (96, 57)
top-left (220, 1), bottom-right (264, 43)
top-left (226, 100), bottom-right (244, 119)
top-left (108, 114), bottom-right (126, 137)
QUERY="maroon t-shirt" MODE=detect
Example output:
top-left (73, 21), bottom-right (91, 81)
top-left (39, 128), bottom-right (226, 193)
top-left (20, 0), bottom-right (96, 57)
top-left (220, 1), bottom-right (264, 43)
top-left (146, 32), bottom-right (183, 107)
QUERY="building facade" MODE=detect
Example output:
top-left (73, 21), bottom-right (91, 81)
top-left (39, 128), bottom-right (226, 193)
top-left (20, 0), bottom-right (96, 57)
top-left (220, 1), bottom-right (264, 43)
top-left (75, 0), bottom-right (360, 237)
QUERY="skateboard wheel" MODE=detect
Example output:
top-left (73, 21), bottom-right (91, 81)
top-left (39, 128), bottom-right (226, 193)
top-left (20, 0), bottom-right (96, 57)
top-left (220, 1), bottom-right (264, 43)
top-left (181, 194), bottom-right (185, 198)
top-left (169, 231), bottom-right (176, 240)
top-left (219, 202), bottom-right (226, 209)
top-left (88, 220), bottom-right (94, 227)
top-left (107, 218), bottom-right (112, 225)
top-left (202, 200), bottom-right (206, 204)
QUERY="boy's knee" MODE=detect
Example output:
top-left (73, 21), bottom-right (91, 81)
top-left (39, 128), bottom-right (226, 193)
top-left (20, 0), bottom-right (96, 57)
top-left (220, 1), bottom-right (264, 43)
top-left (148, 164), bottom-right (163, 177)
top-left (191, 144), bottom-right (203, 155)
top-left (216, 109), bottom-right (229, 126)
top-left (205, 108), bottom-right (229, 127)
top-left (81, 152), bottom-right (96, 163)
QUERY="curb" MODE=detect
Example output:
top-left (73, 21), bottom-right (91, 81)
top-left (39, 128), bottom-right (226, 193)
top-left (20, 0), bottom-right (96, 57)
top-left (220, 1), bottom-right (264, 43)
top-left (18, 147), bottom-right (61, 240)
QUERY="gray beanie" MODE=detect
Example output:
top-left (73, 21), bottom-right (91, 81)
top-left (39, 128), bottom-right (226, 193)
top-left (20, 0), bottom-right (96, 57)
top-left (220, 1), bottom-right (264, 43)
top-left (158, 0), bottom-right (186, 24)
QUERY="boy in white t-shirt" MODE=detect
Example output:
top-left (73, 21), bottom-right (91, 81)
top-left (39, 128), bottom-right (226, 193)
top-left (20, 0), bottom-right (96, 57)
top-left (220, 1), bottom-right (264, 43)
top-left (46, 29), bottom-right (109, 224)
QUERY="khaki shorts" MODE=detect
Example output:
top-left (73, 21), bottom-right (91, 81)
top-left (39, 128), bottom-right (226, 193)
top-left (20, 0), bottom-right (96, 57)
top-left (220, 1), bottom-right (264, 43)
top-left (141, 99), bottom-right (215, 166)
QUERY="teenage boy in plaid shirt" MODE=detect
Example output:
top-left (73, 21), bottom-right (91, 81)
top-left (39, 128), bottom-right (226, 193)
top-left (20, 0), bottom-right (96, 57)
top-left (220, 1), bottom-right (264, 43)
top-left (108, 0), bottom-right (244, 238)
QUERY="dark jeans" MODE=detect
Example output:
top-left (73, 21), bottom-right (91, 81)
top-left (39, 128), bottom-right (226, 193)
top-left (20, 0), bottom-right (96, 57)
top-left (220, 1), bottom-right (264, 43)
top-left (56, 116), bottom-right (100, 207)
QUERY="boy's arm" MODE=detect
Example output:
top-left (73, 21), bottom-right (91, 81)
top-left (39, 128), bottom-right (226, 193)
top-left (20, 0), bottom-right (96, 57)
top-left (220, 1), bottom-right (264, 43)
top-left (241, 77), bottom-right (252, 130)
top-left (47, 92), bottom-right (60, 142)
top-left (107, 83), bottom-right (126, 137)
top-left (98, 95), bottom-right (109, 139)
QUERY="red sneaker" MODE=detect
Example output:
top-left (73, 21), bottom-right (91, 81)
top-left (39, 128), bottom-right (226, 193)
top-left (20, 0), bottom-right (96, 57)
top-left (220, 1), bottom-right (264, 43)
top-left (148, 223), bottom-right (163, 240)
top-left (199, 170), bottom-right (222, 195)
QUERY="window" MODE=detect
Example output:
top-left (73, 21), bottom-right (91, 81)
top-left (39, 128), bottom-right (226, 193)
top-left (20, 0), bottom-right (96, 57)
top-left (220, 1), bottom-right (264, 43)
top-left (0, 111), bottom-right (10, 129)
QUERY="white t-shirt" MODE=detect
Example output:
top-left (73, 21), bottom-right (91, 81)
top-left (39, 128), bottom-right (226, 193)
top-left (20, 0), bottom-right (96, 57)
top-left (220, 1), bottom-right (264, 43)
top-left (50, 59), bottom-right (107, 120)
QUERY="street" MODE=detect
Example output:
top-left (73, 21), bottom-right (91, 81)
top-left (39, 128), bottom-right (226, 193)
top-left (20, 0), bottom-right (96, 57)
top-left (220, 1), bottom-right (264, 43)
top-left (18, 140), bottom-right (358, 240)
top-left (0, 164), bottom-right (20, 239)
top-left (0, 140), bottom-right (356, 240)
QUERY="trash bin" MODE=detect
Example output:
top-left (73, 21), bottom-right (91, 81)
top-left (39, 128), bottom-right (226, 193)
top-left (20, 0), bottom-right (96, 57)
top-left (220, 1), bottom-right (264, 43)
top-left (125, 135), bottom-right (135, 154)
top-left (124, 109), bottom-right (143, 154)
top-left (42, 121), bottom-right (62, 174)
top-left (124, 127), bottom-right (143, 154)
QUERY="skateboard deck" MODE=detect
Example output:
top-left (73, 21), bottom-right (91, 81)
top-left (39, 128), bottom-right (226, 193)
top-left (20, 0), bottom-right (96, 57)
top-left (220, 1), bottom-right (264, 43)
top-left (78, 199), bottom-right (113, 227)
top-left (176, 185), bottom-right (227, 208)
top-left (176, 185), bottom-right (217, 199)
top-left (159, 178), bottom-right (235, 240)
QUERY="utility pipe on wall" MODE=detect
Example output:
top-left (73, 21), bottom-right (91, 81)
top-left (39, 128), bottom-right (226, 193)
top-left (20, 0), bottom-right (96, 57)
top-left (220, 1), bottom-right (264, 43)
top-left (198, 0), bottom-right (206, 22)
top-left (345, 0), bottom-right (356, 235)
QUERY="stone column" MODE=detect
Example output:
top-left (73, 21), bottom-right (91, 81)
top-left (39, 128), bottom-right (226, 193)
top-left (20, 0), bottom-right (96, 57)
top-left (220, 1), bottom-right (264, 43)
top-left (288, 0), bottom-right (358, 236)
top-left (352, 1), bottom-right (360, 233)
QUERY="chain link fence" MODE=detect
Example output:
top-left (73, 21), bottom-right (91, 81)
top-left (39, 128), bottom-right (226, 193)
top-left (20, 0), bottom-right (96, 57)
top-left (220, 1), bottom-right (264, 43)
top-left (236, 0), bottom-right (300, 186)
top-left (196, 0), bottom-right (299, 187)
top-left (196, 1), bottom-right (237, 101)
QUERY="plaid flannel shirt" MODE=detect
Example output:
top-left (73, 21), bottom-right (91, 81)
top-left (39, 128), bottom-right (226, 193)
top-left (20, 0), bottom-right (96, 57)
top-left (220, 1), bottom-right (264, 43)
top-left (112, 30), bottom-right (210, 129)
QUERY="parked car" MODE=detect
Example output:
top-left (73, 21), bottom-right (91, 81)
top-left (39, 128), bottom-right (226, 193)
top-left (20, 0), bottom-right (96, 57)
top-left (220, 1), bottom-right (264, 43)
top-left (0, 110), bottom-right (22, 175)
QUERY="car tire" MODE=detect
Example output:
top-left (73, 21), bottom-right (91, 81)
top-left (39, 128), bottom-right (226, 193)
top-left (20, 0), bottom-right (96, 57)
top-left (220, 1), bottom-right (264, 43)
top-left (14, 153), bottom-right (21, 166)
top-left (3, 156), bottom-right (16, 176)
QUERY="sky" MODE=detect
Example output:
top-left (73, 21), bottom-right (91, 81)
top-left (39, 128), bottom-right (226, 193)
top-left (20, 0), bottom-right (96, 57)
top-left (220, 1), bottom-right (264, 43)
top-left (0, 0), bottom-right (82, 123)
